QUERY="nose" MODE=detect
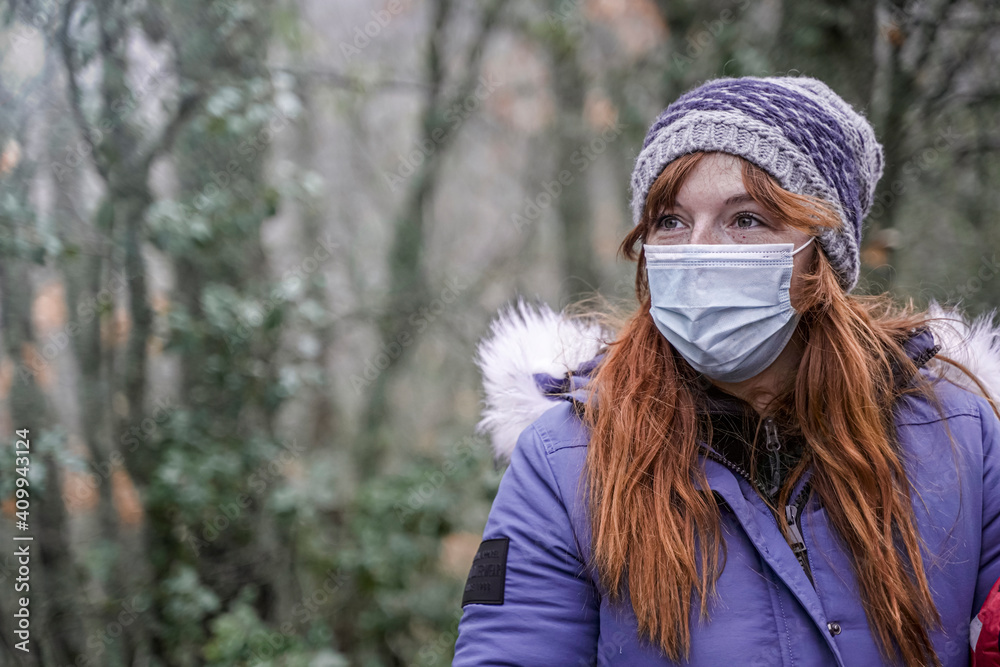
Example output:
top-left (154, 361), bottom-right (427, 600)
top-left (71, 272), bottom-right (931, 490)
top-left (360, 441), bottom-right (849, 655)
top-left (688, 220), bottom-right (724, 244)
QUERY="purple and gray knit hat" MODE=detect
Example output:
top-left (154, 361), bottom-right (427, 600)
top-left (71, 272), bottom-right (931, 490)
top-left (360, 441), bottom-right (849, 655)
top-left (629, 75), bottom-right (884, 292)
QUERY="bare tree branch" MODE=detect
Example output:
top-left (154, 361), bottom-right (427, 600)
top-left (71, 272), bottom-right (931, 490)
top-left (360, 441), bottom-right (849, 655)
top-left (58, 0), bottom-right (111, 181)
top-left (137, 89), bottom-right (203, 172)
top-left (921, 11), bottom-right (991, 115)
top-left (908, 0), bottom-right (960, 75)
top-left (269, 65), bottom-right (430, 91)
top-left (953, 138), bottom-right (1000, 159)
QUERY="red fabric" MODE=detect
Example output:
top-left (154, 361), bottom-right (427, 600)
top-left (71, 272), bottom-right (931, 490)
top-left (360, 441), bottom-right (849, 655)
top-left (974, 576), bottom-right (1000, 667)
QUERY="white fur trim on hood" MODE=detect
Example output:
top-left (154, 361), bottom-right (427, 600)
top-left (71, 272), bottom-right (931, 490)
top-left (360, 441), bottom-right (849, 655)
top-left (474, 297), bottom-right (1000, 468)
top-left (923, 301), bottom-right (1000, 406)
top-left (473, 296), bottom-right (611, 468)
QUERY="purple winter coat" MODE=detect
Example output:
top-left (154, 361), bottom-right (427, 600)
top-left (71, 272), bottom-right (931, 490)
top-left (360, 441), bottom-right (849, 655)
top-left (452, 299), bottom-right (1000, 666)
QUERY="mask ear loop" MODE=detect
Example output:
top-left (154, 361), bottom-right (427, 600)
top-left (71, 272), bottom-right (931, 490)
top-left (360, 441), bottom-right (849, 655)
top-left (792, 237), bottom-right (815, 256)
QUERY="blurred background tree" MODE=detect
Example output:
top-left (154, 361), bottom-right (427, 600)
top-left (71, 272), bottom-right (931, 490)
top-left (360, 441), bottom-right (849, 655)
top-left (0, 0), bottom-right (997, 664)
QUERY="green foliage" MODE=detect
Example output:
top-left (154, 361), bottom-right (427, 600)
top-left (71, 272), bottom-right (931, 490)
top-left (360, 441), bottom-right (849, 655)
top-left (162, 564), bottom-right (223, 650)
top-left (333, 439), bottom-right (495, 666)
top-left (203, 585), bottom-right (347, 667)
top-left (4, 0), bottom-right (1000, 665)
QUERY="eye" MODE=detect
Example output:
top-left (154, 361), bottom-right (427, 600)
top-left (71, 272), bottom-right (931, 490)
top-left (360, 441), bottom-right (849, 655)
top-left (655, 214), bottom-right (683, 230)
top-left (734, 212), bottom-right (764, 229)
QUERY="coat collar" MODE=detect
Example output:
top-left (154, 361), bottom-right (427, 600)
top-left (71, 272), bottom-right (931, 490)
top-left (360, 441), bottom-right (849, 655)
top-left (474, 296), bottom-right (1000, 467)
top-left (698, 325), bottom-right (942, 417)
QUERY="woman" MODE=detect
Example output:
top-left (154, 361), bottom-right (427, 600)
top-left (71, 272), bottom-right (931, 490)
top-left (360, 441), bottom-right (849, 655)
top-left (452, 75), bottom-right (1000, 666)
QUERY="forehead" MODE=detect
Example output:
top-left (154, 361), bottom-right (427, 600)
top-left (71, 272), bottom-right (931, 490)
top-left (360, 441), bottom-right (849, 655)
top-left (674, 153), bottom-right (745, 204)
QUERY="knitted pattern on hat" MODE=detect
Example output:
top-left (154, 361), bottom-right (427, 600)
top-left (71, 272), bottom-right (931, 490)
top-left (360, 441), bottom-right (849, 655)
top-left (629, 76), bottom-right (884, 292)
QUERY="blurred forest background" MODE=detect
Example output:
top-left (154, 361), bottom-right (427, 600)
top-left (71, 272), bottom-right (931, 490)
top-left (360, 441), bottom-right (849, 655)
top-left (0, 0), bottom-right (997, 664)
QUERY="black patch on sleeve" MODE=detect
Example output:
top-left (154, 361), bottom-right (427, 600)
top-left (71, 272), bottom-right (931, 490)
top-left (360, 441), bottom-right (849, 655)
top-left (461, 537), bottom-right (510, 606)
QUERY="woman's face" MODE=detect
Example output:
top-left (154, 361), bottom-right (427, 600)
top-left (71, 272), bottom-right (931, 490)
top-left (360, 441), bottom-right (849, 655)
top-left (645, 152), bottom-right (815, 307)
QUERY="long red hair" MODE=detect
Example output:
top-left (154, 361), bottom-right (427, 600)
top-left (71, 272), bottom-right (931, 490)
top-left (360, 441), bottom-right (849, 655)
top-left (575, 151), bottom-right (978, 666)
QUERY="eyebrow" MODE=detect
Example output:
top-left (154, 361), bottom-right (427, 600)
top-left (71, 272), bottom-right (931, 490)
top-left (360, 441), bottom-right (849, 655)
top-left (668, 192), bottom-right (756, 212)
top-left (724, 193), bottom-right (755, 206)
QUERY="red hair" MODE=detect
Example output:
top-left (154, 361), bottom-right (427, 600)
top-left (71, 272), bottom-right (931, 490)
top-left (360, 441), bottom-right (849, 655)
top-left (577, 151), bottom-right (953, 666)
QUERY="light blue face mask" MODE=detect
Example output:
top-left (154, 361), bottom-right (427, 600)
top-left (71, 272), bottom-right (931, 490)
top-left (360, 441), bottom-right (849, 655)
top-left (644, 238), bottom-right (814, 383)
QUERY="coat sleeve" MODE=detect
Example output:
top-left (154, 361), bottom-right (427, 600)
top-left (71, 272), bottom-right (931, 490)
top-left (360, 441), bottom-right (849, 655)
top-left (452, 421), bottom-right (600, 666)
top-left (977, 397), bottom-right (1000, 614)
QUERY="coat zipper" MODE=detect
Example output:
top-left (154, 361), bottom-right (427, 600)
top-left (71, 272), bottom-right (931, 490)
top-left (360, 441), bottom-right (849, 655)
top-left (763, 416), bottom-right (782, 498)
top-left (702, 447), bottom-right (770, 498)
top-left (784, 484), bottom-right (815, 586)
top-left (692, 333), bottom-right (938, 593)
top-left (701, 423), bottom-right (815, 587)
top-left (764, 417), bottom-right (816, 585)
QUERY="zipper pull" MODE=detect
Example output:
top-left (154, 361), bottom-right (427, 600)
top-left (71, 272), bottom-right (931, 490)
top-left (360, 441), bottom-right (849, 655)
top-left (785, 501), bottom-right (815, 585)
top-left (764, 416), bottom-right (781, 498)
top-left (784, 503), bottom-right (805, 548)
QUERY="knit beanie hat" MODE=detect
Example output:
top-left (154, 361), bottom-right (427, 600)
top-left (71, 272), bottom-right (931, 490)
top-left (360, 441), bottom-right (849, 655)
top-left (629, 75), bottom-right (884, 292)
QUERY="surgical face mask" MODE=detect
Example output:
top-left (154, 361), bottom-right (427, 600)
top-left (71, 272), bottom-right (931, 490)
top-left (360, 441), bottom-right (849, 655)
top-left (644, 238), bottom-right (814, 383)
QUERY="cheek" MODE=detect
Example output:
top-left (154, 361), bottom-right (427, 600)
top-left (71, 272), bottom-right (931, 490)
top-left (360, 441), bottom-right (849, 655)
top-left (792, 248), bottom-right (812, 276)
top-left (789, 248), bottom-right (815, 308)
top-left (793, 236), bottom-right (817, 269)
